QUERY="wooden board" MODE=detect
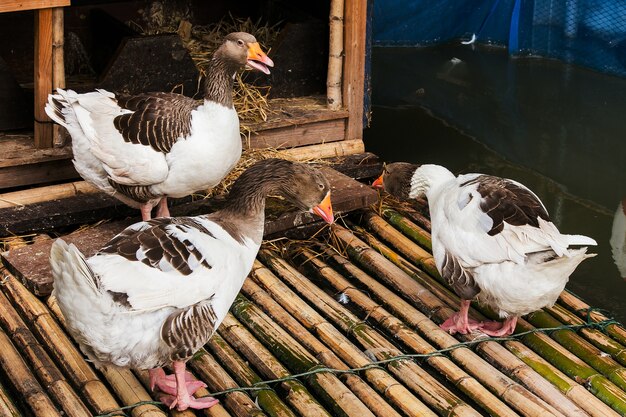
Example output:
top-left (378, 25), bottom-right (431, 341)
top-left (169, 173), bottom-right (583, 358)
top-left (343, 0), bottom-right (367, 141)
top-left (1, 167), bottom-right (379, 296)
top-left (248, 118), bottom-right (345, 150)
top-left (34, 8), bottom-right (53, 148)
top-left (0, 0), bottom-right (69, 13)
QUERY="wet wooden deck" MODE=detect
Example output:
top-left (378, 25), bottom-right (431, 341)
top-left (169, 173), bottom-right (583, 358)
top-left (1, 179), bottom-right (626, 417)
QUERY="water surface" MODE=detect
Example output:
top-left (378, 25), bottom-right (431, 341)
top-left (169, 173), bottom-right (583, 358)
top-left (365, 45), bottom-right (626, 323)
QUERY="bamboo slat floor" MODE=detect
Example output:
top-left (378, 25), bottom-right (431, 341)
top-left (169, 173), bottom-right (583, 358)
top-left (0, 194), bottom-right (625, 417)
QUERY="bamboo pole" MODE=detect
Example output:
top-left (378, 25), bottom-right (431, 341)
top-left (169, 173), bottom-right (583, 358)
top-left (218, 313), bottom-right (333, 417)
top-left (258, 250), bottom-right (484, 417)
top-left (0, 291), bottom-right (91, 417)
top-left (363, 211), bottom-right (439, 277)
top-left (0, 181), bottom-right (98, 208)
top-left (0, 379), bottom-right (22, 417)
top-left (357, 207), bottom-right (626, 413)
top-left (0, 269), bottom-right (121, 415)
top-left (203, 335), bottom-right (291, 417)
top-left (99, 367), bottom-right (166, 417)
top-left (231, 294), bottom-right (376, 417)
top-left (384, 200), bottom-right (432, 232)
top-left (331, 224), bottom-right (626, 415)
top-left (327, 0), bottom-right (343, 110)
top-left (379, 205), bottom-right (432, 250)
top-left (546, 304), bottom-right (626, 367)
top-left (504, 340), bottom-right (619, 417)
top-left (240, 279), bottom-right (402, 417)
top-left (558, 290), bottom-right (626, 347)
top-left (320, 245), bottom-right (615, 417)
top-left (297, 247), bottom-right (587, 417)
top-left (249, 260), bottom-right (437, 417)
top-left (0, 328), bottom-right (63, 417)
top-left (524, 309), bottom-right (626, 392)
top-left (52, 7), bottom-right (66, 147)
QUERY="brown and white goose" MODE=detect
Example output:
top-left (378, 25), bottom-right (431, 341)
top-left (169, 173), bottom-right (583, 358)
top-left (373, 163), bottom-right (597, 336)
top-left (45, 32), bottom-right (273, 221)
top-left (50, 159), bottom-right (333, 411)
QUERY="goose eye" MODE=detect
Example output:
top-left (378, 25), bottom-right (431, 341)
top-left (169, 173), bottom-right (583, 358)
top-left (318, 183), bottom-right (325, 190)
top-left (237, 39), bottom-right (245, 47)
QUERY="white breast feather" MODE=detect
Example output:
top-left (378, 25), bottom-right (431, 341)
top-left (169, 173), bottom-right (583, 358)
top-left (155, 101), bottom-right (241, 197)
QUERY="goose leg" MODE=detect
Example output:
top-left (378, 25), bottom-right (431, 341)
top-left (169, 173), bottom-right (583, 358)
top-left (480, 316), bottom-right (518, 337)
top-left (149, 367), bottom-right (206, 396)
top-left (140, 204), bottom-right (152, 221)
top-left (440, 299), bottom-right (483, 334)
top-left (155, 198), bottom-right (170, 218)
top-left (158, 361), bottom-right (218, 411)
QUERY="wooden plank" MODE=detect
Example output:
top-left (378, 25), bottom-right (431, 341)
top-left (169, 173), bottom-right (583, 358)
top-left (0, 158), bottom-right (78, 189)
top-left (0, 154), bottom-right (378, 235)
top-left (34, 8), bottom-right (53, 148)
top-left (52, 7), bottom-right (65, 147)
top-left (1, 168), bottom-right (378, 296)
top-left (248, 118), bottom-right (346, 149)
top-left (245, 97), bottom-right (349, 131)
top-left (342, 0), bottom-right (367, 140)
top-left (0, 0), bottom-right (69, 13)
top-left (278, 139), bottom-right (365, 160)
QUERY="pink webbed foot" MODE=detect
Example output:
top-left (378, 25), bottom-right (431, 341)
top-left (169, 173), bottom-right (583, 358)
top-left (479, 316), bottom-right (518, 337)
top-left (440, 312), bottom-right (483, 335)
top-left (440, 299), bottom-right (483, 335)
top-left (148, 368), bottom-right (207, 396)
top-left (158, 393), bottom-right (219, 411)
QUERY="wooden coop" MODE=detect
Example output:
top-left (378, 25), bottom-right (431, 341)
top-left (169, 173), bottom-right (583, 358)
top-left (0, 0), bottom-right (369, 197)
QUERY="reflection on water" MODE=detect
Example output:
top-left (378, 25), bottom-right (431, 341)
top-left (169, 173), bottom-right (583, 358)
top-left (365, 45), bottom-right (626, 323)
top-left (611, 199), bottom-right (626, 280)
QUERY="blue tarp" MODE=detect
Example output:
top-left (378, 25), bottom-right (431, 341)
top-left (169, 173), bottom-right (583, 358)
top-left (373, 0), bottom-right (626, 77)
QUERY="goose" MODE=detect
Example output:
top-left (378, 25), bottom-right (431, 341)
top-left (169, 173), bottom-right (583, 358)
top-left (45, 32), bottom-right (274, 221)
top-left (373, 163), bottom-right (597, 336)
top-left (49, 158), bottom-right (334, 411)
top-left (610, 198), bottom-right (626, 280)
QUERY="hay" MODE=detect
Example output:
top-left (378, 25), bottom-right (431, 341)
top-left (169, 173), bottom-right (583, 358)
top-left (128, 10), bottom-right (281, 127)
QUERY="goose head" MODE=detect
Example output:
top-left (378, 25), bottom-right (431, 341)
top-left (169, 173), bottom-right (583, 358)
top-left (276, 161), bottom-right (334, 224)
top-left (372, 162), bottom-right (419, 199)
top-left (224, 159), bottom-right (334, 224)
top-left (217, 32), bottom-right (274, 75)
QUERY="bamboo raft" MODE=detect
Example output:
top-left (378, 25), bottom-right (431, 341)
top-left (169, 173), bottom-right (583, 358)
top-left (1, 191), bottom-right (626, 417)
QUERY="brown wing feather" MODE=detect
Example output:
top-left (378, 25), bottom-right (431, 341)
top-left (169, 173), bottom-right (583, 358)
top-left (441, 251), bottom-right (480, 300)
top-left (113, 92), bottom-right (201, 153)
top-left (461, 175), bottom-right (549, 236)
top-left (161, 298), bottom-right (218, 361)
top-left (98, 217), bottom-right (213, 275)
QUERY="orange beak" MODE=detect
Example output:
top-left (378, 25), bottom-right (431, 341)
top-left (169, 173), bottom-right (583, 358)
top-left (310, 191), bottom-right (334, 224)
top-left (246, 42), bottom-right (274, 74)
top-left (372, 174), bottom-right (385, 189)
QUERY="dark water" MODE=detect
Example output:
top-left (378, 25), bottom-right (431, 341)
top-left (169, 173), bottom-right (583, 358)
top-left (364, 45), bottom-right (626, 323)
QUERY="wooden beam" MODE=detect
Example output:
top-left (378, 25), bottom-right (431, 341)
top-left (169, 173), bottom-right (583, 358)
top-left (0, 0), bottom-right (69, 13)
top-left (34, 8), bottom-right (53, 148)
top-left (52, 7), bottom-right (65, 147)
top-left (342, 0), bottom-right (367, 141)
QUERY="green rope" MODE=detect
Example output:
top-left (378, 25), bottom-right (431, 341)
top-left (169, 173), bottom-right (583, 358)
top-left (93, 318), bottom-right (620, 417)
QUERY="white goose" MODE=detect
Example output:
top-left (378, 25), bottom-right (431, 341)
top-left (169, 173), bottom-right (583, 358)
top-left (373, 163), bottom-right (597, 336)
top-left (50, 159), bottom-right (334, 411)
top-left (45, 32), bottom-right (273, 221)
